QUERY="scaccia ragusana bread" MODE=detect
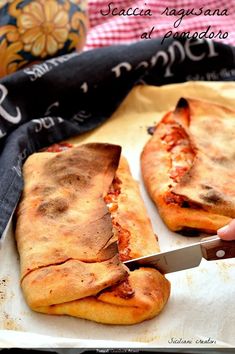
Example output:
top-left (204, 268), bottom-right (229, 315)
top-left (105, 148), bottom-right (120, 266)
top-left (141, 98), bottom-right (235, 235)
top-left (15, 143), bottom-right (170, 325)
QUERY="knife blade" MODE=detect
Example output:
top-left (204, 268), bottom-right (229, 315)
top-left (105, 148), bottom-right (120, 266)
top-left (123, 235), bottom-right (235, 274)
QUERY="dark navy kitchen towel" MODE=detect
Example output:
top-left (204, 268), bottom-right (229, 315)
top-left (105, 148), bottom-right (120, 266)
top-left (0, 37), bottom-right (235, 237)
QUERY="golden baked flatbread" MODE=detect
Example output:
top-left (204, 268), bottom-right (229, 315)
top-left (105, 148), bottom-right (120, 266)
top-left (141, 98), bottom-right (234, 235)
top-left (15, 143), bottom-right (170, 325)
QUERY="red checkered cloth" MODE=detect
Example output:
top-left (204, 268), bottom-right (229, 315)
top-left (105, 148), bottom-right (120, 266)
top-left (84, 0), bottom-right (235, 50)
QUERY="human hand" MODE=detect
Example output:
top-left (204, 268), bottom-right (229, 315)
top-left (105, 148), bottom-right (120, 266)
top-left (217, 220), bottom-right (235, 241)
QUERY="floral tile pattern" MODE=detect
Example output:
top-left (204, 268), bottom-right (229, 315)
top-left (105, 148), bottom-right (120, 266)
top-left (0, 0), bottom-right (88, 78)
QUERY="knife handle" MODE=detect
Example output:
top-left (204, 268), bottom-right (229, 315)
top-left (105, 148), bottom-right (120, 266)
top-left (200, 236), bottom-right (235, 261)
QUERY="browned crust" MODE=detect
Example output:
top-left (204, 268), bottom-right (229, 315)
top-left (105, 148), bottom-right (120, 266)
top-left (113, 157), bottom-right (160, 259)
top-left (141, 98), bottom-right (234, 234)
top-left (16, 143), bottom-right (130, 308)
top-left (16, 144), bottom-right (170, 325)
top-left (34, 268), bottom-right (170, 325)
top-left (16, 143), bottom-right (123, 278)
top-left (21, 255), bottom-right (128, 308)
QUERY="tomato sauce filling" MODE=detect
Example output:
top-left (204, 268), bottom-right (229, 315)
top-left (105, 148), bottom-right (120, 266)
top-left (104, 176), bottom-right (132, 262)
top-left (161, 122), bottom-right (195, 184)
top-left (160, 120), bottom-right (197, 208)
top-left (103, 176), bottom-right (122, 213)
top-left (101, 277), bottom-right (134, 299)
top-left (104, 175), bottom-right (134, 300)
top-left (42, 142), bottom-right (73, 152)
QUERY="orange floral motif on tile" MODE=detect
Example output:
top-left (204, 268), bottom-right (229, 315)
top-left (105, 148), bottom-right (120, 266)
top-left (0, 0), bottom-right (88, 78)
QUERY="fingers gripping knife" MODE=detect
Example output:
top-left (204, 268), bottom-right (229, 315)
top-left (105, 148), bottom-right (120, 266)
top-left (124, 236), bottom-right (235, 274)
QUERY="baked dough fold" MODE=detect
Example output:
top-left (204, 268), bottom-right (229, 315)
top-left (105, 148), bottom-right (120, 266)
top-left (15, 143), bottom-right (170, 324)
top-left (141, 98), bottom-right (234, 234)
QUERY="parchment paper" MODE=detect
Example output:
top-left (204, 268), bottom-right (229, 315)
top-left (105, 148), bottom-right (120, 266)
top-left (1, 81), bottom-right (235, 349)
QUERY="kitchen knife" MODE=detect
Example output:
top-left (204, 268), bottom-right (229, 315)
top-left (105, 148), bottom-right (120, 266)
top-left (124, 235), bottom-right (235, 274)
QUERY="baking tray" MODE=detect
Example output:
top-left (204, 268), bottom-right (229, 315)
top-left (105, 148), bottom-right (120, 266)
top-left (0, 82), bottom-right (235, 349)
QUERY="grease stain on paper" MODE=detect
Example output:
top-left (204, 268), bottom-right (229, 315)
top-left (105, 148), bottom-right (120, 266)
top-left (132, 328), bottom-right (160, 343)
top-left (217, 261), bottom-right (233, 282)
top-left (2, 312), bottom-right (22, 331)
top-left (185, 273), bottom-right (194, 287)
top-left (0, 277), bottom-right (9, 305)
top-left (0, 276), bottom-right (15, 305)
top-left (199, 267), bottom-right (208, 273)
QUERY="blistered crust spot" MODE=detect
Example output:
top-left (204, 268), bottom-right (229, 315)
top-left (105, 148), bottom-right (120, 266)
top-left (199, 190), bottom-right (223, 204)
top-left (37, 197), bottom-right (69, 218)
